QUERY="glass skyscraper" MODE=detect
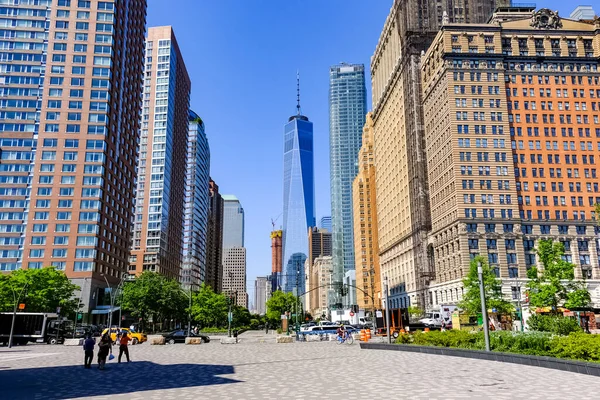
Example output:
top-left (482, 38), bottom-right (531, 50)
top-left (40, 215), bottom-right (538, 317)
top-left (282, 99), bottom-right (315, 294)
top-left (181, 111), bottom-right (210, 290)
top-left (222, 195), bottom-right (244, 248)
top-left (329, 63), bottom-right (367, 288)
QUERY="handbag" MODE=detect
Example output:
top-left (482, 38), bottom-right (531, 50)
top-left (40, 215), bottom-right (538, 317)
top-left (108, 353), bottom-right (115, 361)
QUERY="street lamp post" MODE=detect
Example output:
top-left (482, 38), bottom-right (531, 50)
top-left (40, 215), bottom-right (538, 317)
top-left (477, 262), bottom-right (491, 352)
top-left (227, 272), bottom-right (233, 338)
top-left (383, 276), bottom-right (391, 344)
top-left (515, 276), bottom-right (524, 332)
top-left (101, 274), bottom-right (113, 329)
top-left (8, 281), bottom-right (29, 348)
top-left (295, 266), bottom-right (299, 340)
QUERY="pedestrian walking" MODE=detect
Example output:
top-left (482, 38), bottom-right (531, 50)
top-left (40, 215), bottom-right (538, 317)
top-left (118, 330), bottom-right (131, 363)
top-left (83, 334), bottom-right (95, 369)
top-left (97, 333), bottom-right (112, 370)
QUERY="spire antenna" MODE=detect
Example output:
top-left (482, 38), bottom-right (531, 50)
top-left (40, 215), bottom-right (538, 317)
top-left (296, 70), bottom-right (301, 115)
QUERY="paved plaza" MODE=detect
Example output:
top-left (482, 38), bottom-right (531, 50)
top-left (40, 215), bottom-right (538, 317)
top-left (0, 331), bottom-right (599, 399)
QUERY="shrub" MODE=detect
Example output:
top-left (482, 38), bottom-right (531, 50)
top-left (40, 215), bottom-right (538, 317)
top-left (527, 314), bottom-right (581, 336)
top-left (485, 331), bottom-right (553, 356)
top-left (550, 333), bottom-right (600, 362)
top-left (394, 329), bottom-right (600, 363)
top-left (395, 333), bottom-right (412, 344)
top-left (411, 329), bottom-right (479, 349)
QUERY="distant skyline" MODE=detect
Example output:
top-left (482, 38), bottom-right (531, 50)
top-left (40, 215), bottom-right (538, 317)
top-left (146, 0), bottom-right (577, 298)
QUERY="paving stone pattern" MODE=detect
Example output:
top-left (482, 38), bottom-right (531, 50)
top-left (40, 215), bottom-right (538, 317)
top-left (0, 331), bottom-right (599, 399)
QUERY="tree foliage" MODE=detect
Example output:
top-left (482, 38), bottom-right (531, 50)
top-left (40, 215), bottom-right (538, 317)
top-left (120, 272), bottom-right (187, 330)
top-left (265, 290), bottom-right (301, 325)
top-left (458, 256), bottom-right (513, 315)
top-left (0, 267), bottom-right (79, 316)
top-left (189, 283), bottom-right (228, 328)
top-left (526, 239), bottom-right (591, 310)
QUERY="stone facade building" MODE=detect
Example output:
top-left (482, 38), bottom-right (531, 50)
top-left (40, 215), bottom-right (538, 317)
top-left (420, 8), bottom-right (600, 306)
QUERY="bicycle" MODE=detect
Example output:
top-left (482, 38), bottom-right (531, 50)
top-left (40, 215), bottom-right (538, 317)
top-left (337, 331), bottom-right (354, 345)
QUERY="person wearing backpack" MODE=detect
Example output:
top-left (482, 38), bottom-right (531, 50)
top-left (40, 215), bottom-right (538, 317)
top-left (97, 333), bottom-right (112, 370)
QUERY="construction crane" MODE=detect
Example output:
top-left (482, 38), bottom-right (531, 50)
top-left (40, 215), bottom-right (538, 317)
top-left (271, 212), bottom-right (282, 231)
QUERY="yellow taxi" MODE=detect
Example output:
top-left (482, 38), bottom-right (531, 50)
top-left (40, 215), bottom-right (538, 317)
top-left (101, 327), bottom-right (147, 345)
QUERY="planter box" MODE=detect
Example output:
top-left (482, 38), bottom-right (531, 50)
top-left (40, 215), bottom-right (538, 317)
top-left (276, 336), bottom-right (294, 343)
top-left (148, 335), bottom-right (165, 345)
top-left (63, 338), bottom-right (83, 346)
top-left (185, 337), bottom-right (202, 345)
top-left (359, 343), bottom-right (600, 377)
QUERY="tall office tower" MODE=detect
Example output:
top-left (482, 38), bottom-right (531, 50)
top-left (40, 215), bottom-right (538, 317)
top-left (319, 216), bottom-right (332, 232)
top-left (222, 195), bottom-right (244, 247)
top-left (371, 0), bottom-right (504, 308)
top-left (181, 111), bottom-right (210, 290)
top-left (205, 178), bottom-right (224, 292)
top-left (1, 0), bottom-right (146, 318)
top-left (420, 8), bottom-right (600, 307)
top-left (222, 247), bottom-right (247, 307)
top-left (129, 26), bottom-right (190, 282)
top-left (329, 63), bottom-right (367, 295)
top-left (353, 113), bottom-right (381, 311)
top-left (254, 276), bottom-right (268, 315)
top-left (282, 76), bottom-right (315, 294)
top-left (270, 230), bottom-right (282, 292)
top-left (308, 227), bottom-right (332, 310)
top-left (570, 6), bottom-right (596, 20)
top-left (221, 195), bottom-right (247, 306)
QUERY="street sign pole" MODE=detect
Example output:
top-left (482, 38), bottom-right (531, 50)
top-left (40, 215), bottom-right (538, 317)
top-left (478, 262), bottom-right (491, 352)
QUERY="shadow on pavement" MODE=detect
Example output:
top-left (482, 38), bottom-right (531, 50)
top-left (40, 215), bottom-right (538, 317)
top-left (0, 361), bottom-right (239, 399)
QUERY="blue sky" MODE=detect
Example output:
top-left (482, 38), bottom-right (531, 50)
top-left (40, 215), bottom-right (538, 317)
top-left (146, 0), bottom-right (579, 303)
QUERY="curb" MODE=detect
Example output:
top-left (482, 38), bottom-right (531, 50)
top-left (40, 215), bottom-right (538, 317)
top-left (359, 343), bottom-right (600, 377)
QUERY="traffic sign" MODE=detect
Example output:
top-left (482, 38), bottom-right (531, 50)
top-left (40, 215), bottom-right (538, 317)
top-left (349, 311), bottom-right (355, 317)
top-left (228, 312), bottom-right (233, 322)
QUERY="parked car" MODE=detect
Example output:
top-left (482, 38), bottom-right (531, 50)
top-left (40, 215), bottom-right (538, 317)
top-left (101, 327), bottom-right (147, 345)
top-left (162, 330), bottom-right (210, 344)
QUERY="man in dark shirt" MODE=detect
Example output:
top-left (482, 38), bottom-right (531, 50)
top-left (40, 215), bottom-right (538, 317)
top-left (83, 334), bottom-right (95, 369)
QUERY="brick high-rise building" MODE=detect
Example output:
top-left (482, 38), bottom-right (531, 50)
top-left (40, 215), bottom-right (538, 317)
top-left (205, 178), bottom-right (224, 293)
top-left (420, 8), bottom-right (600, 306)
top-left (270, 230), bottom-right (282, 292)
top-left (353, 113), bottom-right (381, 311)
top-left (371, 0), bottom-right (506, 308)
top-left (129, 26), bottom-right (191, 282)
top-left (1, 0), bottom-right (146, 319)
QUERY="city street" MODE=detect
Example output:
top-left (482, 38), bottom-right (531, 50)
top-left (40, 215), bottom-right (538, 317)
top-left (0, 332), bottom-right (599, 399)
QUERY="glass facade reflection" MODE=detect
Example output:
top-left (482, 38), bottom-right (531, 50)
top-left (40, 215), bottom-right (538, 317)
top-left (283, 115), bottom-right (315, 294)
top-left (329, 64), bottom-right (367, 285)
top-left (181, 111), bottom-right (210, 290)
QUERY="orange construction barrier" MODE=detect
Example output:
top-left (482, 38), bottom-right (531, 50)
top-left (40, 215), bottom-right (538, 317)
top-left (424, 327), bottom-right (430, 332)
top-left (366, 329), bottom-right (371, 339)
top-left (359, 329), bottom-right (366, 341)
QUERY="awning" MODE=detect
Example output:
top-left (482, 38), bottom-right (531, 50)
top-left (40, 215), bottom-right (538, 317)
top-left (91, 306), bottom-right (121, 315)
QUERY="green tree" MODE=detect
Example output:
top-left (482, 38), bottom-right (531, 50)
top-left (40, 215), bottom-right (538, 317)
top-left (458, 256), bottom-right (513, 315)
top-left (527, 239), bottom-right (591, 311)
top-left (189, 284), bottom-right (228, 328)
top-left (120, 272), bottom-right (187, 331)
top-left (0, 267), bottom-right (79, 316)
top-left (265, 290), bottom-right (299, 326)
